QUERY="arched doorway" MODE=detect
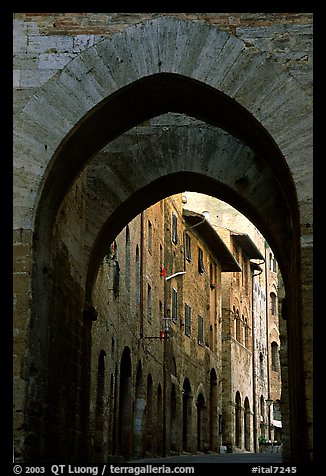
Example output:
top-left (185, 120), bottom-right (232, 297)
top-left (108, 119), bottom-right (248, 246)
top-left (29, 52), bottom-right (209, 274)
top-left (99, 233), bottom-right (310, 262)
top-left (156, 384), bottom-right (163, 456)
top-left (118, 347), bottom-right (132, 459)
top-left (235, 391), bottom-right (242, 449)
top-left (132, 361), bottom-right (145, 459)
top-left (209, 368), bottom-right (218, 451)
top-left (182, 379), bottom-right (192, 452)
top-left (244, 397), bottom-right (251, 451)
top-left (144, 374), bottom-right (154, 456)
top-left (196, 393), bottom-right (206, 452)
top-left (170, 383), bottom-right (177, 453)
top-left (94, 350), bottom-right (106, 461)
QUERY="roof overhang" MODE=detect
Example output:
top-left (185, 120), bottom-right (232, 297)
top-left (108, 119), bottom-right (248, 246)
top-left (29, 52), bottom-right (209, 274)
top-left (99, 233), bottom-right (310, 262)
top-left (231, 233), bottom-right (265, 260)
top-left (250, 261), bottom-right (263, 272)
top-left (183, 209), bottom-right (241, 272)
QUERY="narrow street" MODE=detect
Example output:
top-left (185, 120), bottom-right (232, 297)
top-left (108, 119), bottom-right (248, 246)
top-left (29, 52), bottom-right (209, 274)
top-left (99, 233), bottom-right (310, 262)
top-left (129, 450), bottom-right (283, 464)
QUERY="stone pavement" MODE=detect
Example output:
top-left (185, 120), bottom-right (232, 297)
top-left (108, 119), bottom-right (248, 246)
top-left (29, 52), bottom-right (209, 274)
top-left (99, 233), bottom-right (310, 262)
top-left (128, 451), bottom-right (283, 464)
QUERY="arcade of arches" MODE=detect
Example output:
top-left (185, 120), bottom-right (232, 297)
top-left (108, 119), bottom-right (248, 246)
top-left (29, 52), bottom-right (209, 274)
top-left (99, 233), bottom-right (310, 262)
top-left (13, 14), bottom-right (313, 465)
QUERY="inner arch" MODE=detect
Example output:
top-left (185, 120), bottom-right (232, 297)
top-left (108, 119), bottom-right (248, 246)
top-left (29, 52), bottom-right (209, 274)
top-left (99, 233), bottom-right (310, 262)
top-left (35, 73), bottom-right (298, 246)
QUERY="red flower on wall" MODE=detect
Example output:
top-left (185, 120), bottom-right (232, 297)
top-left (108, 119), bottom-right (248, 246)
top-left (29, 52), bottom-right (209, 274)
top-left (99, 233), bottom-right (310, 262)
top-left (160, 266), bottom-right (166, 277)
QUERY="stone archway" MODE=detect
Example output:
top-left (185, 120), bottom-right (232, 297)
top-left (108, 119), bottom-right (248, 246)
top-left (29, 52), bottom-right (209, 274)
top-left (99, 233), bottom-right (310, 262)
top-left (13, 16), bottom-right (312, 464)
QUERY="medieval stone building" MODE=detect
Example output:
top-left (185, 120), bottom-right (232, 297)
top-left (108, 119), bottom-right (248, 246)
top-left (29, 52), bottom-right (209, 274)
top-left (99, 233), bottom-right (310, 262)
top-left (88, 193), bottom-right (280, 461)
top-left (89, 194), bottom-right (241, 461)
top-left (13, 13), bottom-right (313, 465)
top-left (183, 193), bottom-right (283, 451)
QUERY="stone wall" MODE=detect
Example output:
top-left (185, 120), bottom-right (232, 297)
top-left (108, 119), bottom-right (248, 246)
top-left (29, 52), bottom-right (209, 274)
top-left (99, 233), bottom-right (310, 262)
top-left (13, 13), bottom-right (313, 464)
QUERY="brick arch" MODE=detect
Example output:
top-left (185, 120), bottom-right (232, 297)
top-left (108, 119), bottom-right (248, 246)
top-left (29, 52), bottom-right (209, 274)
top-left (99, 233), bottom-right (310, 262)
top-left (195, 383), bottom-right (207, 403)
top-left (13, 16), bottom-right (312, 465)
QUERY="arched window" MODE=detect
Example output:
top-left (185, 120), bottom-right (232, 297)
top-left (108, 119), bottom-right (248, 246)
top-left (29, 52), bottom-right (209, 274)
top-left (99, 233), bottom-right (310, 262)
top-left (95, 350), bottom-right (106, 457)
top-left (270, 292), bottom-right (277, 315)
top-left (271, 341), bottom-right (279, 371)
top-left (244, 397), bottom-right (250, 451)
top-left (145, 374), bottom-right (153, 454)
top-left (260, 395), bottom-right (265, 419)
top-left (156, 384), bottom-right (163, 456)
top-left (172, 213), bottom-right (178, 244)
top-left (147, 284), bottom-right (152, 321)
top-left (244, 318), bottom-right (250, 349)
top-left (236, 309), bottom-right (242, 343)
top-left (235, 391), bottom-right (241, 448)
top-left (241, 314), bottom-right (245, 343)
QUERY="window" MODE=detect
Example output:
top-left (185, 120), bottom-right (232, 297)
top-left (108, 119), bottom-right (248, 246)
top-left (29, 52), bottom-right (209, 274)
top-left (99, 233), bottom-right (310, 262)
top-left (198, 247), bottom-right (205, 274)
top-left (185, 233), bottom-right (191, 261)
top-left (270, 292), bottom-right (277, 315)
top-left (244, 318), bottom-right (250, 348)
top-left (113, 260), bottom-right (120, 298)
top-left (236, 310), bottom-right (242, 343)
top-left (273, 400), bottom-right (281, 421)
top-left (209, 324), bottom-right (213, 349)
top-left (198, 315), bottom-right (204, 346)
top-left (271, 341), bottom-right (279, 371)
top-left (185, 303), bottom-right (191, 336)
top-left (147, 284), bottom-right (152, 321)
top-left (159, 300), bottom-right (163, 323)
top-left (148, 220), bottom-right (153, 254)
top-left (269, 252), bottom-right (277, 272)
top-left (259, 353), bottom-right (264, 379)
top-left (172, 213), bottom-right (178, 244)
top-left (209, 262), bottom-right (216, 288)
top-left (172, 288), bottom-right (178, 323)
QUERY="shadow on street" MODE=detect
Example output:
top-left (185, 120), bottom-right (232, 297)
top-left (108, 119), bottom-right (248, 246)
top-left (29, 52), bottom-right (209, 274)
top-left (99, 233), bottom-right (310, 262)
top-left (128, 451), bottom-right (283, 464)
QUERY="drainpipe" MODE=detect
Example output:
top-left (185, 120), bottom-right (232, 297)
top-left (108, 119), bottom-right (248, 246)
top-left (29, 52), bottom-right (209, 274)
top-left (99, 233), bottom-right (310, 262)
top-left (252, 264), bottom-right (263, 453)
top-left (182, 215), bottom-right (206, 273)
top-left (264, 245), bottom-right (272, 441)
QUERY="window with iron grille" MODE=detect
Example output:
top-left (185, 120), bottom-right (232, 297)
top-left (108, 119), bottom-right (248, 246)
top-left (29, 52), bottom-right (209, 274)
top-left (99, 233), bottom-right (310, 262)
top-left (270, 292), bottom-right (277, 315)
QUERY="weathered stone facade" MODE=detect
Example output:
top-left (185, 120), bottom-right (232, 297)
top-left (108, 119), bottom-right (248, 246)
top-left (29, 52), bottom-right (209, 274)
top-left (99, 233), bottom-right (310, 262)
top-left (13, 13), bottom-right (313, 465)
top-left (89, 194), bottom-right (279, 461)
top-left (183, 194), bottom-right (283, 451)
top-left (89, 195), bottom-right (237, 460)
